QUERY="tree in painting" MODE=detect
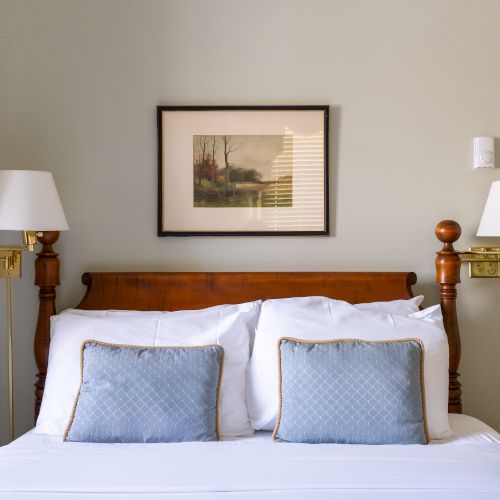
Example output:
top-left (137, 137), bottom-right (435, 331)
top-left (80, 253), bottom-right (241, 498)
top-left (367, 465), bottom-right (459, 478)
top-left (193, 135), bottom-right (292, 208)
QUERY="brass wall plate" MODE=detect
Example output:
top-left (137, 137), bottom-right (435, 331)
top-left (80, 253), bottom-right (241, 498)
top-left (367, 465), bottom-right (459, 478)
top-left (0, 249), bottom-right (21, 279)
top-left (460, 247), bottom-right (500, 278)
top-left (469, 261), bottom-right (499, 278)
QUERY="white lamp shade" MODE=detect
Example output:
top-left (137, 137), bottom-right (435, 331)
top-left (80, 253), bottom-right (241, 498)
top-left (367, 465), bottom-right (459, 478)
top-left (0, 170), bottom-right (69, 231)
top-left (477, 181), bottom-right (500, 237)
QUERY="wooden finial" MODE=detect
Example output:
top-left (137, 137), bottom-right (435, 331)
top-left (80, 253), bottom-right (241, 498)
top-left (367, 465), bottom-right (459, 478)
top-left (435, 220), bottom-right (462, 413)
top-left (435, 219), bottom-right (461, 245)
top-left (34, 231), bottom-right (60, 421)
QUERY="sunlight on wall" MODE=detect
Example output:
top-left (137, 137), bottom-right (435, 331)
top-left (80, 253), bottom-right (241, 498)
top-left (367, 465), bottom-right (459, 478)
top-left (264, 130), bottom-right (325, 230)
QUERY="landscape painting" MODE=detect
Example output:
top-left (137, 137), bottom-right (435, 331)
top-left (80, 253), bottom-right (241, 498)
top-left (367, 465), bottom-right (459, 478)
top-left (158, 105), bottom-right (328, 235)
top-left (193, 135), bottom-right (293, 208)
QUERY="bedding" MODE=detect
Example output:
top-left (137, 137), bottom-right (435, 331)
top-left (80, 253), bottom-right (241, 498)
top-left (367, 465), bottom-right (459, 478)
top-left (274, 338), bottom-right (428, 444)
top-left (0, 414), bottom-right (498, 499)
top-left (36, 296), bottom-right (418, 440)
top-left (35, 302), bottom-right (260, 438)
top-left (65, 342), bottom-right (224, 443)
top-left (247, 298), bottom-right (451, 439)
top-left (355, 295), bottom-right (424, 314)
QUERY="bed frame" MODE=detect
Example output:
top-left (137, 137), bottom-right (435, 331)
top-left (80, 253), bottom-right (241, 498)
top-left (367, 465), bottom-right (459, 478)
top-left (32, 220), bottom-right (463, 421)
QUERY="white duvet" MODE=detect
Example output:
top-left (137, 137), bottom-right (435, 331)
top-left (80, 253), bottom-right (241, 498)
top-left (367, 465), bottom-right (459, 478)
top-left (0, 414), bottom-right (499, 500)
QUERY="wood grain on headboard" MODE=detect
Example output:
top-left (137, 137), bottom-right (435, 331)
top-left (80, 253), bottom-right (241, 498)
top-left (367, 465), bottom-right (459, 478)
top-left (76, 272), bottom-right (416, 311)
top-left (33, 220), bottom-right (463, 420)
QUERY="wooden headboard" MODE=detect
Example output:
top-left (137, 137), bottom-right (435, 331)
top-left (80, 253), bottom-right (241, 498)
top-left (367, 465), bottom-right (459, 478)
top-left (76, 272), bottom-right (416, 311)
top-left (32, 220), bottom-right (463, 420)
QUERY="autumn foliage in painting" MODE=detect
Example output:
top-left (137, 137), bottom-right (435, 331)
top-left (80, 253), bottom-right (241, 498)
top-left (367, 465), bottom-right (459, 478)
top-left (193, 135), bottom-right (292, 208)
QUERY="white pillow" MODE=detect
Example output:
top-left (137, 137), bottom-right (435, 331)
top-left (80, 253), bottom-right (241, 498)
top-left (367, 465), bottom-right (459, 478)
top-left (355, 295), bottom-right (424, 314)
top-left (246, 297), bottom-right (451, 440)
top-left (35, 301), bottom-right (261, 438)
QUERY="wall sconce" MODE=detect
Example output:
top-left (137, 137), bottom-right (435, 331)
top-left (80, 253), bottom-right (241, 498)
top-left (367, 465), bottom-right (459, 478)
top-left (0, 170), bottom-right (68, 441)
top-left (460, 181), bottom-right (500, 277)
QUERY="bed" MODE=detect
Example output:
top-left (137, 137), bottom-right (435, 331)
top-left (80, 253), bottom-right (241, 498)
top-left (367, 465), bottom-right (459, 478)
top-left (1, 219), bottom-right (499, 499)
top-left (0, 414), bottom-right (499, 499)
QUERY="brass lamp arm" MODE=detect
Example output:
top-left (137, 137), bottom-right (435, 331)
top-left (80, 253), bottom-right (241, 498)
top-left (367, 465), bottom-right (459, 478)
top-left (0, 231), bottom-right (42, 278)
top-left (0, 231), bottom-right (41, 252)
top-left (0, 245), bottom-right (32, 252)
top-left (459, 249), bottom-right (500, 256)
top-left (22, 230), bottom-right (42, 251)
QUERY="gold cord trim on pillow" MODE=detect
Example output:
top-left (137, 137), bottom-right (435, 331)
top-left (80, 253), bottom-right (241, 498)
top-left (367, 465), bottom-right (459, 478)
top-left (63, 340), bottom-right (225, 442)
top-left (272, 337), bottom-right (429, 444)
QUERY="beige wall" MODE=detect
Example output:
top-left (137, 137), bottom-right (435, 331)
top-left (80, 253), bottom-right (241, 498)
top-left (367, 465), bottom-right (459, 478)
top-left (1, 0), bottom-right (500, 443)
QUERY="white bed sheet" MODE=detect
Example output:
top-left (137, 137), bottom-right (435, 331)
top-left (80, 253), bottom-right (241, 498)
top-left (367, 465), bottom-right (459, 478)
top-left (0, 414), bottom-right (499, 500)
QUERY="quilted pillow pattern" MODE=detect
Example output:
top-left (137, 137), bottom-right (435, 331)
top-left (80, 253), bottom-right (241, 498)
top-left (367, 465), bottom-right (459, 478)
top-left (247, 299), bottom-right (450, 440)
top-left (274, 338), bottom-right (428, 445)
top-left (64, 341), bottom-right (224, 443)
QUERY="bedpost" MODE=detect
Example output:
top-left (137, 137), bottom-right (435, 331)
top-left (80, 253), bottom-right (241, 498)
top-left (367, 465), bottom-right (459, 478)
top-left (34, 231), bottom-right (60, 421)
top-left (435, 220), bottom-right (462, 414)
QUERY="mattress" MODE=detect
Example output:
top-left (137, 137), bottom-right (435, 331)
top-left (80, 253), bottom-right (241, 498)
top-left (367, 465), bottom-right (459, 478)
top-left (0, 414), bottom-right (499, 500)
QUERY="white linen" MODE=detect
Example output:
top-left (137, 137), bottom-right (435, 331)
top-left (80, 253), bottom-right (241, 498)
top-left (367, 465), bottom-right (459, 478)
top-left (35, 302), bottom-right (261, 438)
top-left (0, 415), bottom-right (499, 500)
top-left (247, 298), bottom-right (451, 439)
top-left (355, 295), bottom-right (424, 314)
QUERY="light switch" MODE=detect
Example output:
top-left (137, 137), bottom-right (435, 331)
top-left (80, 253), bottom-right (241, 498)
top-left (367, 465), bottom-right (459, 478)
top-left (474, 136), bottom-right (495, 169)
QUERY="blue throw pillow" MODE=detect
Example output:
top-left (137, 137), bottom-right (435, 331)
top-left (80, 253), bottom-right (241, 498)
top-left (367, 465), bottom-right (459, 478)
top-left (64, 341), bottom-right (224, 443)
top-left (273, 338), bottom-right (428, 444)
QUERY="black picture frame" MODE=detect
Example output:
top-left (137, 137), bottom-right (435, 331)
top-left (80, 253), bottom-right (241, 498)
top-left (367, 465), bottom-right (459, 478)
top-left (157, 105), bottom-right (329, 236)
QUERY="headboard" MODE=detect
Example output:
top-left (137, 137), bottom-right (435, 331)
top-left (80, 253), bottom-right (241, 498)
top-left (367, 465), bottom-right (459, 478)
top-left (32, 220), bottom-right (463, 420)
top-left (76, 272), bottom-right (416, 311)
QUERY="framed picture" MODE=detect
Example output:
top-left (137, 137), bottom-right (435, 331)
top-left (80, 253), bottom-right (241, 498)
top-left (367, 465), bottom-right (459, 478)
top-left (157, 105), bottom-right (329, 236)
